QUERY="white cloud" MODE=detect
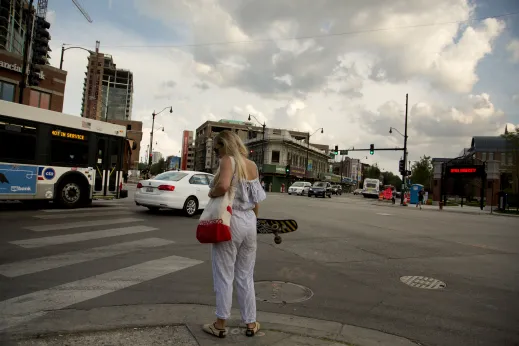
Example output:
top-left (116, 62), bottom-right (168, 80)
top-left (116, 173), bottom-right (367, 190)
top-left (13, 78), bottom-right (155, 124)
top-left (48, 0), bottom-right (512, 175)
top-left (507, 39), bottom-right (519, 63)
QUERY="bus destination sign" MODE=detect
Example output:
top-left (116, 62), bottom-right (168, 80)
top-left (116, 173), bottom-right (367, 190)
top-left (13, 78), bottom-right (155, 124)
top-left (52, 130), bottom-right (86, 140)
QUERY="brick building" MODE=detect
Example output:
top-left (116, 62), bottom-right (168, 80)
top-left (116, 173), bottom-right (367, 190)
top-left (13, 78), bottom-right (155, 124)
top-left (0, 49), bottom-right (67, 111)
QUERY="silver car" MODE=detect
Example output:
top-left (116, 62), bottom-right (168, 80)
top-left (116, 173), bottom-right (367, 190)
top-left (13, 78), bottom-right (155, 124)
top-left (288, 181), bottom-right (312, 195)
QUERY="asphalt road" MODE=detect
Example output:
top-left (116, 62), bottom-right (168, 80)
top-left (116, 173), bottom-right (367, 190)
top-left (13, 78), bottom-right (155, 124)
top-left (1, 189), bottom-right (518, 346)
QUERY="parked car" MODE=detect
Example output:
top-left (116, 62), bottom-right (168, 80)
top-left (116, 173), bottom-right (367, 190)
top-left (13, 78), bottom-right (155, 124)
top-left (135, 170), bottom-right (214, 216)
top-left (353, 189), bottom-right (363, 195)
top-left (331, 184), bottom-right (342, 195)
top-left (288, 181), bottom-right (312, 195)
top-left (308, 182), bottom-right (332, 198)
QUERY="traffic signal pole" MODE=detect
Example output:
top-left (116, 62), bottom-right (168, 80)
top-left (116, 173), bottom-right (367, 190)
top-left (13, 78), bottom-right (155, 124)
top-left (19, 0), bottom-right (34, 104)
top-left (401, 94), bottom-right (409, 206)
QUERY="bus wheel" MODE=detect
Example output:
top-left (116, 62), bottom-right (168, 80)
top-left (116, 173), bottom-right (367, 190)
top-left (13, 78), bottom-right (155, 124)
top-left (57, 180), bottom-right (84, 208)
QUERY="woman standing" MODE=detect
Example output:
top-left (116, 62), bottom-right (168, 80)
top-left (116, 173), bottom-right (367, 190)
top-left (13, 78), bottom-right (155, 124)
top-left (203, 130), bottom-right (267, 338)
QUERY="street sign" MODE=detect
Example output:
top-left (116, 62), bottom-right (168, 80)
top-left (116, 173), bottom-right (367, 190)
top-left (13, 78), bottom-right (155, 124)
top-left (339, 150), bottom-right (348, 155)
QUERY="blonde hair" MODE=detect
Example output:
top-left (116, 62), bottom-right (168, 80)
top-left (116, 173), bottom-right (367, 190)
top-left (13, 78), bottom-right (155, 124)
top-left (213, 130), bottom-right (248, 183)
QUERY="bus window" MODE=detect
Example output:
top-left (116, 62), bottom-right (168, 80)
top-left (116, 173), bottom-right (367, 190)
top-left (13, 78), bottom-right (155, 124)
top-left (0, 117), bottom-right (37, 163)
top-left (50, 128), bottom-right (89, 167)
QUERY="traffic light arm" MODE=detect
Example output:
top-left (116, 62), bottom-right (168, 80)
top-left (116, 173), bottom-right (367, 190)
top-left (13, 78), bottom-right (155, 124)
top-left (340, 147), bottom-right (405, 151)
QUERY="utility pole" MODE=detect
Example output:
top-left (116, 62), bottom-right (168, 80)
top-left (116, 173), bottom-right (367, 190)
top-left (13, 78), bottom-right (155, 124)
top-left (19, 0), bottom-right (34, 104)
top-left (401, 94), bottom-right (409, 205)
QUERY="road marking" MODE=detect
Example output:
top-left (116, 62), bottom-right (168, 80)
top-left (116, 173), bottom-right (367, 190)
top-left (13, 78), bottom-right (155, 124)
top-left (24, 218), bottom-right (144, 232)
top-left (10, 225), bottom-right (158, 248)
top-left (33, 211), bottom-right (134, 219)
top-left (40, 206), bottom-right (128, 213)
top-left (0, 255), bottom-right (204, 331)
top-left (0, 238), bottom-right (175, 277)
top-left (376, 213), bottom-right (392, 216)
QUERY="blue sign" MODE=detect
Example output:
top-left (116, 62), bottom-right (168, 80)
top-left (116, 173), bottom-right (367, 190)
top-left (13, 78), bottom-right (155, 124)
top-left (43, 167), bottom-right (56, 180)
top-left (0, 164), bottom-right (38, 195)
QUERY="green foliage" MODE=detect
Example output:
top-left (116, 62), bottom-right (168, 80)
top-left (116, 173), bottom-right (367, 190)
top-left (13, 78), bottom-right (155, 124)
top-left (364, 164), bottom-right (381, 179)
top-left (382, 171), bottom-right (403, 191)
top-left (150, 158), bottom-right (166, 175)
top-left (138, 162), bottom-right (148, 170)
top-left (410, 155), bottom-right (433, 190)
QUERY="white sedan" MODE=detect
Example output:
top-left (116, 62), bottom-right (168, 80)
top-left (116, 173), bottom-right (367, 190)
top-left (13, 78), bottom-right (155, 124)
top-left (135, 170), bottom-right (214, 216)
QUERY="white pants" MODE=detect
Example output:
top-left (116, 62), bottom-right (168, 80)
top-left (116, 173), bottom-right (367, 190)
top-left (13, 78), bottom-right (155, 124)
top-left (211, 209), bottom-right (257, 323)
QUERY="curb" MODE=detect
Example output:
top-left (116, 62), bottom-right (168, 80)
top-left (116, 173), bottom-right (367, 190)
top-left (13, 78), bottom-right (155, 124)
top-left (3, 304), bottom-right (420, 346)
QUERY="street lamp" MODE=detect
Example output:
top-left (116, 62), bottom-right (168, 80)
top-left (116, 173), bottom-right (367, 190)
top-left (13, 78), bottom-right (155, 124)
top-left (60, 43), bottom-right (94, 69)
top-left (389, 94), bottom-right (409, 205)
top-left (305, 128), bottom-right (323, 179)
top-left (247, 114), bottom-right (266, 168)
top-left (148, 106), bottom-right (173, 167)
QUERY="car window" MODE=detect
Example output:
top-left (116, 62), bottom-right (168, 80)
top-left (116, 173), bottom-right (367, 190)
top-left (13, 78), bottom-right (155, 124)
top-left (206, 175), bottom-right (214, 185)
top-left (313, 182), bottom-right (326, 187)
top-left (189, 174), bottom-right (209, 185)
top-left (291, 182), bottom-right (304, 187)
top-left (154, 172), bottom-right (188, 181)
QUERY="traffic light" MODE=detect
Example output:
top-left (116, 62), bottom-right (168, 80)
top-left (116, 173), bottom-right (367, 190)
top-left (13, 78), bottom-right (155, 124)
top-left (399, 159), bottom-right (405, 174)
top-left (29, 16), bottom-right (51, 86)
top-left (369, 144), bottom-right (374, 155)
top-left (334, 145), bottom-right (338, 155)
top-left (285, 164), bottom-right (290, 177)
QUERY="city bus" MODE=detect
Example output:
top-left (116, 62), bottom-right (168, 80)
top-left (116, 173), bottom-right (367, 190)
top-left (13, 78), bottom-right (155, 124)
top-left (0, 100), bottom-right (132, 208)
top-left (362, 178), bottom-right (381, 198)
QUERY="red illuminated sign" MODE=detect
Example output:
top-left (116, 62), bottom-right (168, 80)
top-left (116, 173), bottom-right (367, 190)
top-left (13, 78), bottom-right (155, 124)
top-left (449, 167), bottom-right (477, 173)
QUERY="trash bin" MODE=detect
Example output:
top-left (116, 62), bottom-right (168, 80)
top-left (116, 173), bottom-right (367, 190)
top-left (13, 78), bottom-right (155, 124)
top-left (498, 191), bottom-right (507, 211)
top-left (439, 201), bottom-right (443, 210)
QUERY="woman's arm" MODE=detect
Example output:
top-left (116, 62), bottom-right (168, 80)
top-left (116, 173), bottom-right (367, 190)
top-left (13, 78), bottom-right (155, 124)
top-left (209, 156), bottom-right (233, 198)
top-left (253, 203), bottom-right (259, 217)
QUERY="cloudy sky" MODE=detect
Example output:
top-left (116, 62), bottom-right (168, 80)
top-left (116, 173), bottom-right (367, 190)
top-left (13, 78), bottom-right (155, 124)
top-left (47, 0), bottom-right (519, 174)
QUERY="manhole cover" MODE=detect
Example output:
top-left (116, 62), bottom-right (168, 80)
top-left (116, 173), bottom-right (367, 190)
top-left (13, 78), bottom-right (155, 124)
top-left (255, 281), bottom-right (313, 304)
top-left (400, 276), bottom-right (446, 289)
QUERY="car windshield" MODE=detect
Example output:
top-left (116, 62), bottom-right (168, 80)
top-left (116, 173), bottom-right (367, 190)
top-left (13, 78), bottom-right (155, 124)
top-left (291, 182), bottom-right (304, 187)
top-left (153, 172), bottom-right (188, 181)
top-left (313, 182), bottom-right (326, 187)
top-left (366, 182), bottom-right (377, 188)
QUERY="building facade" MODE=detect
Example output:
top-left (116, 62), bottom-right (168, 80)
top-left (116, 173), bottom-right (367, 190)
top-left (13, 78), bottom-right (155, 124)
top-left (152, 151), bottom-right (163, 164)
top-left (181, 130), bottom-right (195, 170)
top-left (194, 119), bottom-right (331, 192)
top-left (166, 155), bottom-right (181, 171)
top-left (82, 51), bottom-right (133, 121)
top-left (1, 0), bottom-right (67, 111)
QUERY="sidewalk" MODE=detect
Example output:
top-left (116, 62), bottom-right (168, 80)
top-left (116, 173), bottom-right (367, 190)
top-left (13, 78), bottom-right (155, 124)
top-left (373, 200), bottom-right (519, 217)
top-left (5, 304), bottom-right (420, 346)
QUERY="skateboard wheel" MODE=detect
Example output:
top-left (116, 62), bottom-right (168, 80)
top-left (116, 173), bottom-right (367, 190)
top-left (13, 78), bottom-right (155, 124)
top-left (274, 236), bottom-right (282, 244)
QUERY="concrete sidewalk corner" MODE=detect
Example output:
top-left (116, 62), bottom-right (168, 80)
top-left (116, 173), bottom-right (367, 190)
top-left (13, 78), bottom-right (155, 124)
top-left (5, 304), bottom-right (421, 346)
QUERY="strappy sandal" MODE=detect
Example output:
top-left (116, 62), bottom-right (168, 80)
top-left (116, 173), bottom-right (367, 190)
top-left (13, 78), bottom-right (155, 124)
top-left (245, 321), bottom-right (260, 337)
top-left (202, 322), bottom-right (228, 338)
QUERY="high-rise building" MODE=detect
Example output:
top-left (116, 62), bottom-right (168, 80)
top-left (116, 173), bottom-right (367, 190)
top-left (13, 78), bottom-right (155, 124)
top-left (0, 0), bottom-right (67, 110)
top-left (151, 151), bottom-right (163, 164)
top-left (181, 130), bottom-right (195, 171)
top-left (82, 51), bottom-right (133, 121)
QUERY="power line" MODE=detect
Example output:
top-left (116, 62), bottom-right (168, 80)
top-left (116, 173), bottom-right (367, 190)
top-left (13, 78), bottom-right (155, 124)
top-left (69, 10), bottom-right (519, 49)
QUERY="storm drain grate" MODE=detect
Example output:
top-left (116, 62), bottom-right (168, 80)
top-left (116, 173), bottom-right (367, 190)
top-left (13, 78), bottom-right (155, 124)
top-left (255, 281), bottom-right (314, 304)
top-left (400, 276), bottom-right (446, 289)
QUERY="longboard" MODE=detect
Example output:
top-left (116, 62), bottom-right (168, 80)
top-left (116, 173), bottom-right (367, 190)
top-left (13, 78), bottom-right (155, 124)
top-left (257, 218), bottom-right (298, 244)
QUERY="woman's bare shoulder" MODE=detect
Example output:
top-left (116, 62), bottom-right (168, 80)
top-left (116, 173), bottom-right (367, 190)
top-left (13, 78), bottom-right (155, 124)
top-left (244, 159), bottom-right (259, 179)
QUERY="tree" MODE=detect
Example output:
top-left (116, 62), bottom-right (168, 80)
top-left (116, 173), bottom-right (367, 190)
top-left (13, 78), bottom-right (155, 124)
top-left (137, 162), bottom-right (148, 171)
top-left (364, 164), bottom-right (381, 179)
top-left (382, 171), bottom-right (403, 191)
top-left (410, 155), bottom-right (433, 190)
top-left (502, 126), bottom-right (519, 194)
top-left (150, 158), bottom-right (166, 175)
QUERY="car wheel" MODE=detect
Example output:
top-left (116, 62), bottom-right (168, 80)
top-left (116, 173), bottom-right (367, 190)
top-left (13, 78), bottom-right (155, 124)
top-left (56, 178), bottom-right (86, 209)
top-left (328, 193), bottom-right (332, 198)
top-left (183, 196), bottom-right (198, 217)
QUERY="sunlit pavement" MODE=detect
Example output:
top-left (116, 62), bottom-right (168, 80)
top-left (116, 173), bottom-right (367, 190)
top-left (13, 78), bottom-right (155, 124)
top-left (1, 191), bottom-right (518, 346)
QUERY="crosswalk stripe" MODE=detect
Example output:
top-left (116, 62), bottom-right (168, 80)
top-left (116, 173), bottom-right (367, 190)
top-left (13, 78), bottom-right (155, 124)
top-left (0, 255), bottom-right (203, 331)
top-left (40, 206), bottom-right (128, 213)
top-left (10, 225), bottom-right (158, 248)
top-left (33, 211), bottom-right (134, 220)
top-left (0, 238), bottom-right (175, 277)
top-left (24, 217), bottom-right (144, 232)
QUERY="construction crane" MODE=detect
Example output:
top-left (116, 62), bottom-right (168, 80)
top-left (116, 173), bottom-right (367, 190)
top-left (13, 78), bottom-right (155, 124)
top-left (72, 0), bottom-right (92, 23)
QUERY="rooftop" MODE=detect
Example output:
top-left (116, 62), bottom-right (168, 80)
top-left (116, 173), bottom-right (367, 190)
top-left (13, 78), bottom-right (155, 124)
top-left (469, 136), bottom-right (507, 152)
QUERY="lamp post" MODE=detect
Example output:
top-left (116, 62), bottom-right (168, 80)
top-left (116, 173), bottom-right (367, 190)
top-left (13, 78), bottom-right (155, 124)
top-left (60, 44), bottom-right (93, 69)
top-left (148, 106), bottom-right (173, 168)
top-left (389, 93), bottom-right (409, 205)
top-left (247, 114), bottom-right (266, 168)
top-left (305, 128), bottom-right (324, 179)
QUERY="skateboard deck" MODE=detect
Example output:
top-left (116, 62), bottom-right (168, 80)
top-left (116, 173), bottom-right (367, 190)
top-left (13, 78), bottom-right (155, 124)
top-left (257, 218), bottom-right (298, 244)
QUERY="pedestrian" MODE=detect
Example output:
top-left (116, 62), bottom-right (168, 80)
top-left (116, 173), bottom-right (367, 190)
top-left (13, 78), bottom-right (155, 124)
top-left (417, 189), bottom-right (424, 209)
top-left (261, 180), bottom-right (265, 191)
top-left (203, 130), bottom-right (266, 338)
top-left (391, 188), bottom-right (396, 205)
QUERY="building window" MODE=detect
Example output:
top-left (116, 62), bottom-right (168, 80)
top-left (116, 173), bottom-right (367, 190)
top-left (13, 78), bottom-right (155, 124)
top-left (481, 152), bottom-right (486, 161)
top-left (271, 150), bottom-right (280, 163)
top-left (0, 81), bottom-right (15, 102)
top-left (29, 90), bottom-right (51, 109)
top-left (488, 153), bottom-right (494, 161)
